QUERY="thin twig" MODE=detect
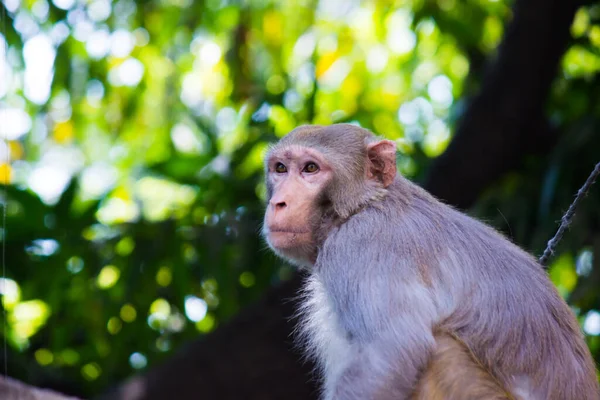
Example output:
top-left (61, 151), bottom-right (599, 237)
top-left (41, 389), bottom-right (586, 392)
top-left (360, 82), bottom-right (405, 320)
top-left (539, 162), bottom-right (600, 267)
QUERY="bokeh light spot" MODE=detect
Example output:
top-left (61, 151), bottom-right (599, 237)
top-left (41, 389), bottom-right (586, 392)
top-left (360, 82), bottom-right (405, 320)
top-left (81, 363), bottom-right (102, 381)
top-left (149, 298), bottom-right (171, 319)
top-left (584, 311), bottom-right (600, 336)
top-left (107, 317), bottom-right (123, 335)
top-left (116, 237), bottom-right (135, 256)
top-left (129, 352), bottom-right (147, 369)
top-left (59, 349), bottom-right (80, 366)
top-left (0, 278), bottom-right (21, 310)
top-left (239, 272), bottom-right (256, 288)
top-left (35, 348), bottom-right (54, 366)
top-left (195, 313), bottom-right (215, 333)
top-left (156, 266), bottom-right (172, 287)
top-left (120, 304), bottom-right (137, 323)
top-left (184, 295), bottom-right (207, 322)
top-left (96, 265), bottom-right (121, 289)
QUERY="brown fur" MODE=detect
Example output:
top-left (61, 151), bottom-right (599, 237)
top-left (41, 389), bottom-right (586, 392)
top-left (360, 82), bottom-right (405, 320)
top-left (412, 332), bottom-right (513, 400)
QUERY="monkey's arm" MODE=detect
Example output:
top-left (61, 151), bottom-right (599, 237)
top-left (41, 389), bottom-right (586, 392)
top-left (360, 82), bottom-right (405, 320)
top-left (329, 323), bottom-right (436, 400)
top-left (317, 217), bottom-right (440, 399)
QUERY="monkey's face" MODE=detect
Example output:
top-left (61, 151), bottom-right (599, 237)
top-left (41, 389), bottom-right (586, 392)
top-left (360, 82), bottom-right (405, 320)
top-left (262, 124), bottom-right (398, 268)
top-left (262, 145), bottom-right (333, 268)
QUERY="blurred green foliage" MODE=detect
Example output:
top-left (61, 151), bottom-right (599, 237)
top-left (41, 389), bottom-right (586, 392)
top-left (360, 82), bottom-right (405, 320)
top-left (0, 0), bottom-right (599, 396)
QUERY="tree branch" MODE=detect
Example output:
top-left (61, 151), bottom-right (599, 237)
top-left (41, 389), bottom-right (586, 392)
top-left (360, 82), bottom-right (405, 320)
top-left (539, 162), bottom-right (600, 266)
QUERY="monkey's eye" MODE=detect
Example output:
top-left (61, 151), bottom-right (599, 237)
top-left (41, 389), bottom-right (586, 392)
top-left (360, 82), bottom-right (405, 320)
top-left (274, 163), bottom-right (287, 173)
top-left (303, 162), bottom-right (319, 174)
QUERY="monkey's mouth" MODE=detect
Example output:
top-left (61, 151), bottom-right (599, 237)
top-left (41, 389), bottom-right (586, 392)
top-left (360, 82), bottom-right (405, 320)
top-left (266, 228), bottom-right (311, 249)
top-left (269, 228), bottom-right (310, 234)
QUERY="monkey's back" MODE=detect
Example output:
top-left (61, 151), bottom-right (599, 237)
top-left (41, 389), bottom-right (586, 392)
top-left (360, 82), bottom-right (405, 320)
top-left (387, 178), bottom-right (599, 399)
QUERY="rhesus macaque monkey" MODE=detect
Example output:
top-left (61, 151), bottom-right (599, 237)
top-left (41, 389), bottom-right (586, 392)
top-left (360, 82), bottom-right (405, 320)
top-left (262, 124), bottom-right (599, 400)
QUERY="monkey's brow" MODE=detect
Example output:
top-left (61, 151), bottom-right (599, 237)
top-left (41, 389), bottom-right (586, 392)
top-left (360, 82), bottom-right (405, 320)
top-left (269, 145), bottom-right (326, 162)
top-left (270, 147), bottom-right (304, 160)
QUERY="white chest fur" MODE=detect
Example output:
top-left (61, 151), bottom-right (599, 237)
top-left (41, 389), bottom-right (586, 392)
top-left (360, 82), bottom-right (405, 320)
top-left (298, 276), bottom-right (355, 398)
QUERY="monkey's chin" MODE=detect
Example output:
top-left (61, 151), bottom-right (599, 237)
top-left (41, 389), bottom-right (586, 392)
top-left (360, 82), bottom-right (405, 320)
top-left (268, 231), bottom-right (310, 248)
top-left (266, 231), bottom-right (315, 268)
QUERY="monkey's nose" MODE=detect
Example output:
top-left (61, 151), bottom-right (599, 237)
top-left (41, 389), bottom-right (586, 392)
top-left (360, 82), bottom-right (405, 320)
top-left (269, 194), bottom-right (288, 210)
top-left (273, 201), bottom-right (286, 210)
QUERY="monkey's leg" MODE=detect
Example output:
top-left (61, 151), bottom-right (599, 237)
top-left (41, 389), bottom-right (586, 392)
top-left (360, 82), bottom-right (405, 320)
top-left (411, 332), bottom-right (514, 400)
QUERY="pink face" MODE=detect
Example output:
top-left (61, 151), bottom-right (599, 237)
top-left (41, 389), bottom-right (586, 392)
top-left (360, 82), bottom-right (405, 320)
top-left (263, 145), bottom-right (333, 264)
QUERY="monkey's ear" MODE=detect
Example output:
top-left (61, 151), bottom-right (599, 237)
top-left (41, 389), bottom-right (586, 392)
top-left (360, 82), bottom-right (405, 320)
top-left (366, 140), bottom-right (397, 188)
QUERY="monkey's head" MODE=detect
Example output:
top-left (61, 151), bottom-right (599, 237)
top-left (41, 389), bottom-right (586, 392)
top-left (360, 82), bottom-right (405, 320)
top-left (262, 124), bottom-right (397, 268)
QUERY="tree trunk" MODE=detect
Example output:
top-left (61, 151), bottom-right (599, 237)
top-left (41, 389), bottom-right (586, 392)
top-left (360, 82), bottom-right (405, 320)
top-left (424, 0), bottom-right (581, 209)
top-left (100, 275), bottom-right (317, 400)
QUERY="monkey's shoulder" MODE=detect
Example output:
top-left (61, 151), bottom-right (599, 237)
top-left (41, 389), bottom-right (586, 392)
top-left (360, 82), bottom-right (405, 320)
top-left (328, 194), bottom-right (451, 246)
top-left (327, 193), bottom-right (546, 279)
